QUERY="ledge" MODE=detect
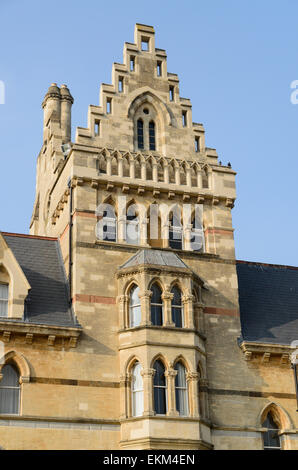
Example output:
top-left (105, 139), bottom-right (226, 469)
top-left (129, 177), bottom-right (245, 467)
top-left (0, 320), bottom-right (82, 348)
top-left (239, 340), bottom-right (293, 363)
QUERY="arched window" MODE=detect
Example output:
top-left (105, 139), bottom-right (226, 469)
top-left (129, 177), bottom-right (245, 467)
top-left (131, 362), bottom-right (144, 417)
top-left (129, 285), bottom-right (141, 327)
top-left (169, 210), bottom-right (183, 250)
top-left (126, 204), bottom-right (140, 245)
top-left (190, 210), bottom-right (204, 252)
top-left (150, 283), bottom-right (163, 326)
top-left (149, 121), bottom-right (156, 151)
top-left (137, 119), bottom-right (144, 150)
top-left (262, 412), bottom-right (281, 450)
top-left (175, 362), bottom-right (188, 416)
top-left (102, 206), bottom-right (117, 242)
top-left (153, 360), bottom-right (167, 414)
top-left (0, 364), bottom-right (20, 415)
top-left (0, 284), bottom-right (8, 317)
top-left (171, 286), bottom-right (183, 327)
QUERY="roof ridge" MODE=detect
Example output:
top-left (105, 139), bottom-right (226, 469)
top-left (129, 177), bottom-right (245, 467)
top-left (1, 232), bottom-right (57, 241)
top-left (237, 259), bottom-right (298, 271)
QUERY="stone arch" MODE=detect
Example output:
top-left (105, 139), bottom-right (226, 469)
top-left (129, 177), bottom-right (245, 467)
top-left (150, 353), bottom-right (169, 371)
top-left (259, 402), bottom-right (293, 430)
top-left (0, 350), bottom-right (31, 384)
top-left (172, 355), bottom-right (191, 372)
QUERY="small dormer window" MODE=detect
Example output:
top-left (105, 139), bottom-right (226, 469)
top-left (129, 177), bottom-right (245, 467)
top-left (118, 77), bottom-right (124, 93)
top-left (0, 284), bottom-right (8, 317)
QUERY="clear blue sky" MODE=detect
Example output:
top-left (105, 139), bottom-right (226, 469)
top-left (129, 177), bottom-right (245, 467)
top-left (0, 0), bottom-right (297, 265)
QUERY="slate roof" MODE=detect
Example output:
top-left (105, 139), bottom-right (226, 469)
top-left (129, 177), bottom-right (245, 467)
top-left (237, 261), bottom-right (298, 346)
top-left (2, 233), bottom-right (79, 328)
top-left (120, 249), bottom-right (189, 269)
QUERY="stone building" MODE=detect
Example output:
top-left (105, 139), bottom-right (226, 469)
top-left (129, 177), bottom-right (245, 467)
top-left (0, 24), bottom-right (297, 450)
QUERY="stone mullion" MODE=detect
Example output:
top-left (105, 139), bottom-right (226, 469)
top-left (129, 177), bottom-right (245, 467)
top-left (139, 290), bottom-right (152, 326)
top-left (161, 221), bottom-right (170, 248)
top-left (161, 292), bottom-right (174, 326)
top-left (186, 372), bottom-right (200, 417)
top-left (141, 368), bottom-right (155, 417)
top-left (165, 369), bottom-right (179, 416)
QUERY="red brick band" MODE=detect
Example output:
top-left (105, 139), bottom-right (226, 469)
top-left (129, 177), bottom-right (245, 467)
top-left (204, 307), bottom-right (239, 317)
top-left (73, 294), bottom-right (116, 304)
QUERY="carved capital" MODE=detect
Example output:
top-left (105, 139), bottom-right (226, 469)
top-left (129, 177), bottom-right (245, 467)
top-left (141, 368), bottom-right (155, 378)
top-left (164, 369), bottom-right (177, 378)
top-left (186, 371), bottom-right (200, 382)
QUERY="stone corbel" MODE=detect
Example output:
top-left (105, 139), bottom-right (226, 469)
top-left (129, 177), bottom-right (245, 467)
top-left (2, 331), bottom-right (11, 343)
top-left (197, 195), bottom-right (205, 204)
top-left (225, 198), bottom-right (234, 208)
top-left (106, 181), bottom-right (114, 191)
top-left (48, 335), bottom-right (56, 346)
top-left (168, 191), bottom-right (175, 199)
top-left (25, 333), bottom-right (34, 344)
top-left (262, 352), bottom-right (271, 363)
top-left (212, 196), bottom-right (219, 206)
top-left (69, 337), bottom-right (78, 348)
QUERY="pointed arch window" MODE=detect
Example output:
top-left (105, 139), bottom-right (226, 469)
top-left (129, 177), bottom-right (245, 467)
top-left (0, 364), bottom-right (20, 415)
top-left (262, 412), bottom-right (281, 450)
top-left (175, 362), bottom-right (188, 416)
top-left (131, 362), bottom-right (144, 417)
top-left (171, 286), bottom-right (183, 327)
top-left (149, 121), bottom-right (156, 151)
top-left (129, 285), bottom-right (141, 327)
top-left (150, 283), bottom-right (163, 326)
top-left (0, 284), bottom-right (8, 317)
top-left (126, 205), bottom-right (140, 245)
top-left (102, 206), bottom-right (117, 242)
top-left (137, 119), bottom-right (144, 150)
top-left (190, 209), bottom-right (204, 252)
top-left (153, 360), bottom-right (167, 414)
top-left (169, 210), bottom-right (183, 250)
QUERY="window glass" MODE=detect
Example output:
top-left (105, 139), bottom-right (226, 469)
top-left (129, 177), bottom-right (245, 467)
top-left (0, 284), bottom-right (8, 317)
top-left (175, 363), bottom-right (188, 416)
top-left (153, 360), bottom-right (167, 414)
top-left (131, 362), bottom-right (144, 417)
top-left (129, 285), bottom-right (141, 327)
top-left (150, 283), bottom-right (163, 326)
top-left (171, 286), bottom-right (183, 327)
top-left (0, 364), bottom-right (20, 415)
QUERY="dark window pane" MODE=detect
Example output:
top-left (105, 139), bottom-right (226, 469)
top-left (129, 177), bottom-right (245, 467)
top-left (154, 386), bottom-right (166, 414)
top-left (154, 361), bottom-right (165, 386)
top-left (151, 305), bottom-right (162, 326)
top-left (149, 121), bottom-right (155, 151)
top-left (137, 119), bottom-right (144, 149)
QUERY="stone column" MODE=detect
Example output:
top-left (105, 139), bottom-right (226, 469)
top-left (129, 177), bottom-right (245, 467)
top-left (186, 168), bottom-right (192, 187)
top-left (139, 290), bottom-right (152, 326)
top-left (152, 163), bottom-right (158, 182)
top-left (175, 166), bottom-right (180, 185)
top-left (129, 160), bottom-right (135, 179)
top-left (194, 302), bottom-right (205, 333)
top-left (117, 295), bottom-right (128, 329)
top-left (120, 373), bottom-right (131, 419)
top-left (164, 164), bottom-right (169, 184)
top-left (197, 170), bottom-right (203, 188)
top-left (106, 156), bottom-right (112, 176)
top-left (141, 162), bottom-right (146, 180)
top-left (161, 291), bottom-right (174, 326)
top-left (140, 217), bottom-right (149, 246)
top-left (141, 368), bottom-right (155, 417)
top-left (161, 221), bottom-right (170, 248)
top-left (118, 215), bottom-right (126, 242)
top-left (165, 369), bottom-right (179, 416)
top-left (118, 158), bottom-right (123, 177)
top-left (186, 372), bottom-right (200, 417)
top-left (182, 294), bottom-right (195, 329)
